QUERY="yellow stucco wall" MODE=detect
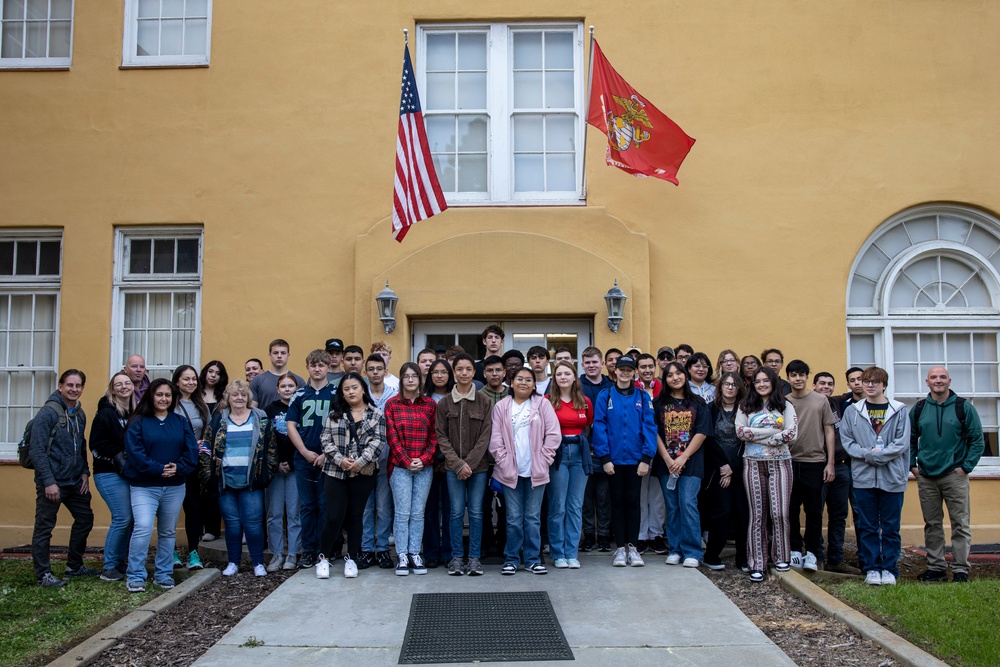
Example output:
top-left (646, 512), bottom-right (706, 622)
top-left (2, 1), bottom-right (999, 547)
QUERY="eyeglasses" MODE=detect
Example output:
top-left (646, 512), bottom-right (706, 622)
top-left (722, 382), bottom-right (737, 388)
top-left (862, 380), bottom-right (883, 386)
top-left (753, 379), bottom-right (770, 386)
top-left (401, 374), bottom-right (420, 381)
top-left (485, 368), bottom-right (504, 374)
top-left (431, 370), bottom-right (449, 376)
top-left (112, 382), bottom-right (132, 389)
top-left (690, 363), bottom-right (708, 370)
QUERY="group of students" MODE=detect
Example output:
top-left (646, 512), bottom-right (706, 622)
top-left (28, 329), bottom-right (985, 589)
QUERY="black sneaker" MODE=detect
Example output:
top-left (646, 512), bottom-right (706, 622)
top-left (299, 552), bottom-right (317, 569)
top-left (597, 539), bottom-right (612, 553)
top-left (100, 567), bottom-right (124, 581)
top-left (37, 572), bottom-right (66, 588)
top-left (917, 569), bottom-right (948, 582)
top-left (652, 536), bottom-right (669, 554)
top-left (581, 535), bottom-right (596, 552)
top-left (65, 565), bottom-right (101, 578)
top-left (953, 571), bottom-right (969, 583)
top-left (355, 554), bottom-right (371, 570)
top-left (395, 554), bottom-right (410, 576)
top-left (376, 551), bottom-right (394, 569)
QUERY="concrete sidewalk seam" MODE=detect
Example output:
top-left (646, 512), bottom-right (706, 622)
top-left (777, 570), bottom-right (951, 667)
top-left (47, 568), bottom-right (221, 667)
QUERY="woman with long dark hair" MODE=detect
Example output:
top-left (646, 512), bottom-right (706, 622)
top-left (90, 372), bottom-right (136, 581)
top-left (701, 371), bottom-right (749, 571)
top-left (172, 364), bottom-right (210, 570)
top-left (201, 379), bottom-right (277, 577)
top-left (740, 355), bottom-right (762, 387)
top-left (655, 361), bottom-right (713, 568)
top-left (123, 378), bottom-right (198, 592)
top-left (736, 367), bottom-right (798, 582)
top-left (490, 366), bottom-right (561, 575)
top-left (315, 372), bottom-right (386, 579)
top-left (199, 360), bottom-right (229, 416)
top-left (385, 362), bottom-right (438, 576)
top-left (685, 352), bottom-right (716, 402)
top-left (421, 358), bottom-right (454, 567)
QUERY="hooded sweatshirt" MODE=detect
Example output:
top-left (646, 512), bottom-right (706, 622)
top-left (909, 390), bottom-right (985, 478)
top-left (30, 390), bottom-right (88, 487)
top-left (840, 398), bottom-right (910, 493)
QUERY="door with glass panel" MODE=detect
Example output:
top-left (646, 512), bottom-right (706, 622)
top-left (411, 321), bottom-right (494, 361)
top-left (411, 319), bottom-right (592, 366)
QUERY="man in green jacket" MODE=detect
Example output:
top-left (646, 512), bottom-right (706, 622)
top-left (909, 366), bottom-right (985, 583)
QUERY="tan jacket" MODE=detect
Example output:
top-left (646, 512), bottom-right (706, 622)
top-left (436, 386), bottom-right (494, 474)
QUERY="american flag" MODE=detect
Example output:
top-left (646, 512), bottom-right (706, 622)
top-left (392, 45), bottom-right (447, 242)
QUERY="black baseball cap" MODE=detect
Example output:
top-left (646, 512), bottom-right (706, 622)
top-left (615, 355), bottom-right (637, 369)
top-left (325, 338), bottom-right (344, 352)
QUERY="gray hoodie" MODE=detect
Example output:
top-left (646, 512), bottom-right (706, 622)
top-left (30, 391), bottom-right (89, 488)
top-left (839, 398), bottom-right (910, 493)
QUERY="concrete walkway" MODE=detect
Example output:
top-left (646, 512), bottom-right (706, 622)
top-left (193, 556), bottom-right (794, 666)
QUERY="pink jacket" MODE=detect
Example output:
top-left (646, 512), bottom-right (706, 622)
top-left (489, 395), bottom-right (561, 490)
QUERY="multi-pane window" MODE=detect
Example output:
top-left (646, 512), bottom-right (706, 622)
top-left (0, 233), bottom-right (61, 460)
top-left (0, 0), bottom-right (73, 68)
top-left (419, 23), bottom-right (584, 204)
top-left (847, 205), bottom-right (1000, 459)
top-left (122, 0), bottom-right (211, 67)
top-left (113, 228), bottom-right (201, 380)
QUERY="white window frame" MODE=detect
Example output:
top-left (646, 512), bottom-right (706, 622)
top-left (121, 0), bottom-right (212, 68)
top-left (0, 229), bottom-right (61, 461)
top-left (846, 204), bottom-right (1000, 474)
top-left (416, 22), bottom-right (586, 206)
top-left (111, 227), bottom-right (202, 380)
top-left (0, 0), bottom-right (74, 69)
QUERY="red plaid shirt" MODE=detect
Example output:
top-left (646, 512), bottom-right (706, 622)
top-left (384, 394), bottom-right (438, 473)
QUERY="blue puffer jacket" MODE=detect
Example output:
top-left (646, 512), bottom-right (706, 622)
top-left (591, 385), bottom-right (657, 466)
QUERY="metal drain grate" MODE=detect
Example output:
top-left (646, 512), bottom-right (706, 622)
top-left (399, 591), bottom-right (574, 664)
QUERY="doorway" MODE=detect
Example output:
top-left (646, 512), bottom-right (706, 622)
top-left (411, 319), bottom-right (593, 364)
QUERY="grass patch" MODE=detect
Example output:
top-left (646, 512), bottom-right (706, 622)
top-left (829, 578), bottom-right (1000, 667)
top-left (0, 558), bottom-right (163, 666)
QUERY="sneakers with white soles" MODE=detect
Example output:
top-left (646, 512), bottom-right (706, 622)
top-left (790, 551), bottom-right (803, 569)
top-left (553, 558), bottom-right (569, 569)
top-left (222, 562), bottom-right (238, 576)
top-left (865, 570), bottom-right (882, 585)
top-left (682, 558), bottom-right (699, 568)
top-left (627, 544), bottom-right (644, 567)
top-left (612, 547), bottom-right (627, 567)
top-left (316, 554), bottom-right (331, 579)
top-left (253, 563), bottom-right (267, 577)
top-left (665, 553), bottom-right (681, 565)
top-left (803, 551), bottom-right (818, 572)
top-left (344, 556), bottom-right (358, 578)
top-left (880, 570), bottom-right (896, 586)
top-left (266, 554), bottom-right (283, 573)
top-left (410, 554), bottom-right (427, 575)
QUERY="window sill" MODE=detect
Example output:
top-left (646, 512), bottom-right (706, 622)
top-left (119, 63), bottom-right (210, 70)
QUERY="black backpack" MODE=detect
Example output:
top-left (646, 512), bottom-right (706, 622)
top-left (17, 400), bottom-right (67, 469)
top-left (910, 396), bottom-right (967, 451)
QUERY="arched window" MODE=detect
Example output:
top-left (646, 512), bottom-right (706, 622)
top-left (846, 204), bottom-right (1000, 461)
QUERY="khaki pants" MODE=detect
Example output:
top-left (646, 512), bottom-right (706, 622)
top-left (917, 472), bottom-right (971, 574)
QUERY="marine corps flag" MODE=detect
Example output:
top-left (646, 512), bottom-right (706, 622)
top-left (587, 38), bottom-right (695, 185)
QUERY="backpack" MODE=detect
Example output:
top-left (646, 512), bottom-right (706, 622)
top-left (17, 400), bottom-right (67, 469)
top-left (910, 396), bottom-right (967, 450)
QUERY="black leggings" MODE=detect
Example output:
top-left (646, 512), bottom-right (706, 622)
top-left (607, 465), bottom-right (642, 547)
top-left (184, 473), bottom-right (203, 551)
top-left (321, 474), bottom-right (375, 559)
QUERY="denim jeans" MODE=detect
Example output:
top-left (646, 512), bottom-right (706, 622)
top-left (94, 472), bottom-right (133, 571)
top-left (266, 471), bottom-right (301, 556)
top-left (547, 438), bottom-right (588, 560)
top-left (661, 474), bottom-right (704, 561)
top-left (390, 467), bottom-right (433, 556)
top-left (853, 487), bottom-right (904, 576)
top-left (294, 455), bottom-right (327, 555)
top-left (219, 487), bottom-right (266, 566)
top-left (361, 470), bottom-right (393, 552)
top-left (127, 484), bottom-right (185, 585)
top-left (446, 470), bottom-right (487, 560)
top-left (504, 476), bottom-right (546, 567)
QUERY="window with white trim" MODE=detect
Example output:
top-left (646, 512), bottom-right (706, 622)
top-left (417, 23), bottom-right (585, 204)
top-left (122, 0), bottom-right (211, 67)
top-left (0, 232), bottom-right (61, 460)
top-left (113, 228), bottom-right (201, 381)
top-left (0, 0), bottom-right (73, 69)
top-left (846, 204), bottom-right (1000, 462)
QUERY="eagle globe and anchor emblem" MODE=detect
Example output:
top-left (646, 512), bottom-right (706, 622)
top-left (604, 94), bottom-right (653, 151)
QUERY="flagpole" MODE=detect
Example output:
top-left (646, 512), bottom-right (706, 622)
top-left (403, 28), bottom-right (408, 46)
top-left (580, 25), bottom-right (594, 200)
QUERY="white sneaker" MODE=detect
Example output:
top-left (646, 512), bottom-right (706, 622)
top-left (553, 558), bottom-right (569, 569)
top-left (316, 554), bottom-right (330, 579)
top-left (790, 551), bottom-right (803, 569)
top-left (627, 544), bottom-right (644, 567)
top-left (612, 547), bottom-right (627, 567)
top-left (253, 563), bottom-right (267, 577)
top-left (665, 553), bottom-right (682, 565)
top-left (803, 552), bottom-right (818, 572)
top-left (865, 570), bottom-right (882, 585)
top-left (682, 558), bottom-right (700, 568)
top-left (344, 556), bottom-right (358, 578)
top-left (266, 554), bottom-right (283, 573)
top-left (202, 533), bottom-right (216, 542)
top-left (222, 562), bottom-right (238, 577)
top-left (283, 554), bottom-right (298, 570)
top-left (880, 570), bottom-right (896, 586)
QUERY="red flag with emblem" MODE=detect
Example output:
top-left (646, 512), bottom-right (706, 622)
top-left (587, 39), bottom-right (695, 185)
